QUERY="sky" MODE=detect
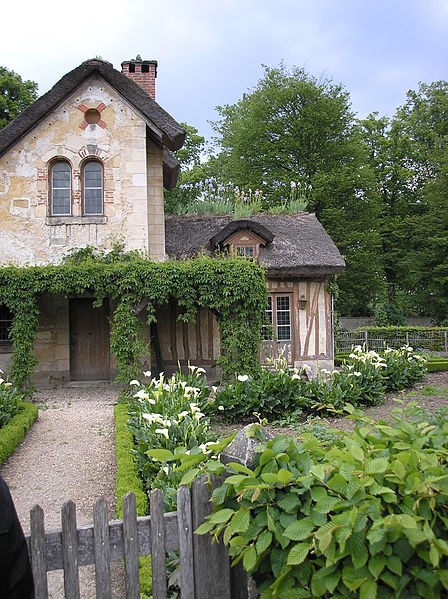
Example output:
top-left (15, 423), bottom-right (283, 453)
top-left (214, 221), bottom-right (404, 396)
top-left (1, 0), bottom-right (447, 145)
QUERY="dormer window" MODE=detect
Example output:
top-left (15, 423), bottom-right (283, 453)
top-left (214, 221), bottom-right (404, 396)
top-left (50, 160), bottom-right (71, 215)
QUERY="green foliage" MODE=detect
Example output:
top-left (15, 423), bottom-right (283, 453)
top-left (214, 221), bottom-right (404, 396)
top-left (212, 346), bottom-right (426, 423)
top-left (0, 400), bottom-right (38, 465)
top-left (374, 302), bottom-right (406, 326)
top-left (0, 253), bottom-right (266, 388)
top-left (127, 368), bottom-right (216, 510)
top-left (197, 409), bottom-right (448, 598)
top-left (0, 373), bottom-right (22, 428)
top-left (114, 403), bottom-right (152, 597)
top-left (381, 346), bottom-right (427, 391)
top-left (427, 360), bottom-right (448, 373)
top-left (0, 66), bottom-right (38, 129)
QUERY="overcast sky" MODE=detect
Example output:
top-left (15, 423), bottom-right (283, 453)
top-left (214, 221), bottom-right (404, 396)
top-left (1, 0), bottom-right (447, 144)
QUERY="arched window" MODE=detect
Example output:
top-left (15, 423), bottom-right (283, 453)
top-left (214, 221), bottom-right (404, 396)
top-left (50, 160), bottom-right (71, 215)
top-left (83, 160), bottom-right (103, 215)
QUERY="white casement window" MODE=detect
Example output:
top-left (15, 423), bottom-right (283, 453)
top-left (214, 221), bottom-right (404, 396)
top-left (263, 294), bottom-right (291, 341)
top-left (83, 160), bottom-right (103, 215)
top-left (50, 160), bottom-right (71, 215)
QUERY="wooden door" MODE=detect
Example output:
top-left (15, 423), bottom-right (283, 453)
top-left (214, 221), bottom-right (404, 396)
top-left (69, 299), bottom-right (110, 381)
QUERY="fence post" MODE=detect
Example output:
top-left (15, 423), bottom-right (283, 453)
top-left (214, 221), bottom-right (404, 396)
top-left (364, 330), bottom-right (369, 351)
top-left (93, 497), bottom-right (112, 599)
top-left (177, 485), bottom-right (195, 599)
top-left (150, 489), bottom-right (167, 599)
top-left (192, 475), bottom-right (231, 599)
top-left (30, 505), bottom-right (48, 599)
top-left (406, 331), bottom-right (409, 345)
top-left (122, 492), bottom-right (140, 599)
top-left (445, 330), bottom-right (448, 353)
top-left (61, 500), bottom-right (80, 599)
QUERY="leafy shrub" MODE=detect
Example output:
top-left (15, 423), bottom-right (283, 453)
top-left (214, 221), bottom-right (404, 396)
top-left (213, 370), bottom-right (315, 423)
top-left (196, 409), bottom-right (448, 598)
top-left (127, 367), bottom-right (216, 510)
top-left (0, 400), bottom-right (38, 464)
top-left (0, 370), bottom-right (22, 429)
top-left (381, 346), bottom-right (427, 391)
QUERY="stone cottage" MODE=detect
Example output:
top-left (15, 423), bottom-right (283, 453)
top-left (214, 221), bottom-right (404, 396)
top-left (0, 57), bottom-right (345, 385)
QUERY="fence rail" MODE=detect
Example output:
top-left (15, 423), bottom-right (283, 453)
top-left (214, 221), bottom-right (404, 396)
top-left (26, 481), bottom-right (241, 599)
top-left (336, 329), bottom-right (448, 353)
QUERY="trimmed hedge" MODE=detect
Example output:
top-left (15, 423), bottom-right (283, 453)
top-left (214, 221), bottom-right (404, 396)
top-left (427, 360), bottom-right (448, 373)
top-left (356, 325), bottom-right (448, 334)
top-left (114, 403), bottom-right (151, 598)
top-left (0, 401), bottom-right (38, 465)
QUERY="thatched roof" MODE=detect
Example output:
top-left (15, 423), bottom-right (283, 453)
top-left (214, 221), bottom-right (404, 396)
top-left (0, 58), bottom-right (186, 190)
top-left (165, 213), bottom-right (346, 277)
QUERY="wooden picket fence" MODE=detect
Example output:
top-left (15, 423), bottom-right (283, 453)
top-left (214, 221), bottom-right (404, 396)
top-left (25, 478), bottom-right (247, 599)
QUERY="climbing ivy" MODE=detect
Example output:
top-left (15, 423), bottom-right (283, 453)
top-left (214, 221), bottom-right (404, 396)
top-left (0, 254), bottom-right (267, 390)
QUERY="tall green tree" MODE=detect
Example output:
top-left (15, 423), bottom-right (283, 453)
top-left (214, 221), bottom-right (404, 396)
top-left (164, 122), bottom-right (208, 213)
top-left (211, 64), bottom-right (384, 315)
top-left (361, 81), bottom-right (448, 320)
top-left (0, 66), bottom-right (38, 129)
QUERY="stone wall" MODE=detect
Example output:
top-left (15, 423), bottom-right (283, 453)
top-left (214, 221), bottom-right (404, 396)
top-left (0, 75), bottom-right (165, 265)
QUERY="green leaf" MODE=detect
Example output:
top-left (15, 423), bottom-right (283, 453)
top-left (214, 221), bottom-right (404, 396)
top-left (260, 448), bottom-right (275, 466)
top-left (243, 545), bottom-right (257, 572)
top-left (146, 448), bottom-right (174, 461)
top-left (277, 468), bottom-right (294, 484)
top-left (226, 462), bottom-right (254, 475)
top-left (364, 457), bottom-right (388, 474)
top-left (256, 530), bottom-right (273, 555)
top-left (211, 484), bottom-right (228, 505)
top-left (327, 473), bottom-right (347, 494)
top-left (429, 544), bottom-right (440, 567)
top-left (349, 531), bottom-right (368, 569)
top-left (195, 520), bottom-right (214, 535)
top-left (230, 509), bottom-right (251, 534)
top-left (277, 493), bottom-right (300, 513)
top-left (350, 445), bottom-right (364, 462)
top-left (287, 542), bottom-right (309, 565)
top-left (208, 508), bottom-right (235, 525)
top-left (393, 460), bottom-right (406, 479)
top-left (360, 580), bottom-right (377, 599)
top-left (225, 474), bottom-right (248, 486)
top-left (283, 518), bottom-right (315, 541)
top-left (387, 555), bottom-right (402, 576)
top-left (179, 468), bottom-right (200, 486)
top-left (319, 531), bottom-right (333, 553)
top-left (368, 554), bottom-right (386, 579)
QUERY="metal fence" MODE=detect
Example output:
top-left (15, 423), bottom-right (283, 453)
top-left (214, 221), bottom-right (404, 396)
top-left (336, 329), bottom-right (448, 354)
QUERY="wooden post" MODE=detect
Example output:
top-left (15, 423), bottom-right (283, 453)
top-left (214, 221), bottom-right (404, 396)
top-left (177, 486), bottom-right (195, 599)
top-left (122, 492), bottom-right (140, 599)
top-left (61, 500), bottom-right (80, 599)
top-left (364, 330), bottom-right (369, 351)
top-left (445, 330), bottom-right (447, 353)
top-left (93, 497), bottom-right (112, 599)
top-left (150, 488), bottom-right (167, 599)
top-left (30, 505), bottom-right (48, 599)
top-left (192, 476), bottom-right (231, 599)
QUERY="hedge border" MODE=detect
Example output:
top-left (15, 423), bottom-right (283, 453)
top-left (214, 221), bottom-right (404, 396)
top-left (114, 403), bottom-right (152, 598)
top-left (0, 401), bottom-right (38, 465)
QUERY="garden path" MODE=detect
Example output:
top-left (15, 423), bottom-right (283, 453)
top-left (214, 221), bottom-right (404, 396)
top-left (0, 386), bottom-right (125, 598)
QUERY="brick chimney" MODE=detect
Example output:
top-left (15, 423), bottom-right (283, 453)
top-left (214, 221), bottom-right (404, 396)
top-left (121, 56), bottom-right (158, 99)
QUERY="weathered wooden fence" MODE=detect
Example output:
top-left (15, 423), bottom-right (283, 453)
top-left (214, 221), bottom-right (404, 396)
top-left (26, 479), bottom-right (245, 599)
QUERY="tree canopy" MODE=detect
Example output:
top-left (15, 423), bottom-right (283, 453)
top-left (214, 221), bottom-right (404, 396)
top-left (0, 66), bottom-right (38, 129)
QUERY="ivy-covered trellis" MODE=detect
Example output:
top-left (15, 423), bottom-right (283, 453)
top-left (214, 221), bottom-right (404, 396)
top-left (0, 254), bottom-right (267, 391)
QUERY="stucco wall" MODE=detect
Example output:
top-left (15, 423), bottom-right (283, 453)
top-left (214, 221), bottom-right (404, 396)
top-left (0, 75), bottom-right (165, 265)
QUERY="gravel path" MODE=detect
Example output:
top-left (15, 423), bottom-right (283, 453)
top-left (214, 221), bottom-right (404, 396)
top-left (0, 386), bottom-right (125, 598)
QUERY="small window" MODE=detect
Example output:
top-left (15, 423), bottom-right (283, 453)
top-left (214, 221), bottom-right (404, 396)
top-left (83, 161), bottom-right (103, 215)
top-left (263, 294), bottom-right (291, 342)
top-left (0, 305), bottom-right (12, 344)
top-left (235, 245), bottom-right (254, 259)
top-left (50, 160), bottom-right (71, 215)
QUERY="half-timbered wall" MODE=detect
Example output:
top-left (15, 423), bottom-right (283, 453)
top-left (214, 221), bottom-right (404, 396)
top-left (156, 303), bottom-right (221, 374)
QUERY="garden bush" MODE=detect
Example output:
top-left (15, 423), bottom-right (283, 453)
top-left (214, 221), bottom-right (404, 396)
top-left (0, 400), bottom-right (38, 465)
top-left (192, 408), bottom-right (448, 598)
top-left (381, 346), bottom-right (427, 391)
